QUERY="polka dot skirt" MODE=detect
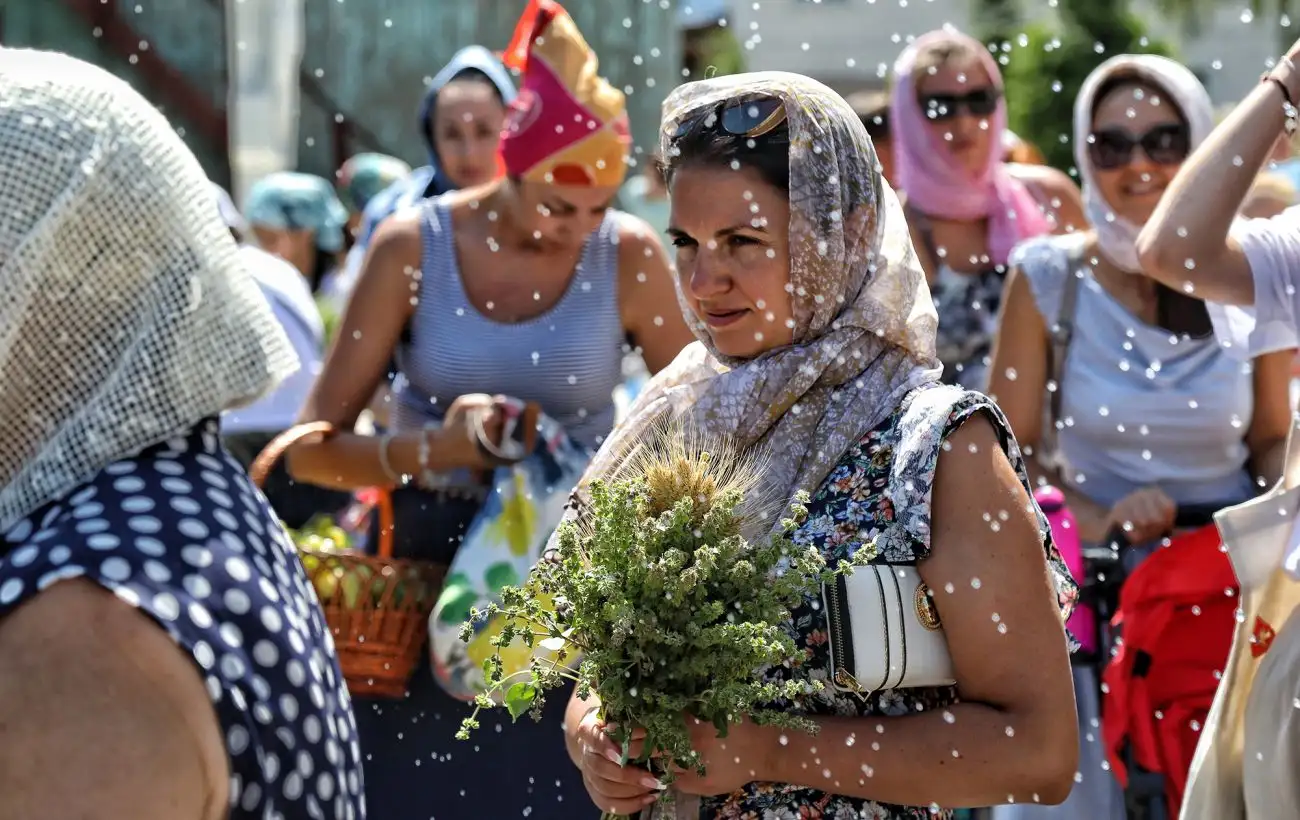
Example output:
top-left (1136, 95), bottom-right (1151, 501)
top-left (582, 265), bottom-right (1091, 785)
top-left (0, 419), bottom-right (366, 819)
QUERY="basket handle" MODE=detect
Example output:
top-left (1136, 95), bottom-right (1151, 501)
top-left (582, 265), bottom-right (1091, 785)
top-left (248, 421), bottom-right (396, 560)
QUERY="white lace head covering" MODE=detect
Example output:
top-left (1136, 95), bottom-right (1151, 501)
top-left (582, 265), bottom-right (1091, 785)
top-left (585, 71), bottom-right (941, 533)
top-left (0, 48), bottom-right (297, 532)
top-left (1074, 54), bottom-right (1214, 273)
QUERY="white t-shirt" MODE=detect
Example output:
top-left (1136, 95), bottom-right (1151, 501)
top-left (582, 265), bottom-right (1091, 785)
top-left (1209, 207), bottom-right (1300, 358)
top-left (222, 246), bottom-right (325, 435)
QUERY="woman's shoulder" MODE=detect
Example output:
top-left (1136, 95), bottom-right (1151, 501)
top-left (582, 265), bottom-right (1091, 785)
top-left (810, 385), bottom-right (1017, 561)
top-left (1008, 231), bottom-right (1091, 316)
top-left (1007, 161), bottom-right (1070, 186)
top-left (1007, 163), bottom-right (1085, 228)
top-left (1008, 231), bottom-right (1079, 273)
top-left (612, 209), bottom-right (668, 259)
top-left (1007, 163), bottom-right (1079, 203)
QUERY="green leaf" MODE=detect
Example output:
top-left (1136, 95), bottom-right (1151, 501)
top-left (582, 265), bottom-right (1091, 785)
top-left (505, 682), bottom-right (537, 721)
top-left (712, 713), bottom-right (730, 738)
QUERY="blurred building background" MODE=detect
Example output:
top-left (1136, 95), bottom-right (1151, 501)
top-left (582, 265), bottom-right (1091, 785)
top-left (735, 0), bottom-right (1282, 101)
top-left (0, 0), bottom-right (1287, 193)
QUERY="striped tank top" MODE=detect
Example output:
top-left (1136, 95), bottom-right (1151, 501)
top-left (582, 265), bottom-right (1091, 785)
top-left (391, 197), bottom-right (625, 450)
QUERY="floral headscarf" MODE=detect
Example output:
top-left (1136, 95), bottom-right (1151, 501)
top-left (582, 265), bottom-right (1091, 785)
top-left (584, 71), bottom-right (941, 534)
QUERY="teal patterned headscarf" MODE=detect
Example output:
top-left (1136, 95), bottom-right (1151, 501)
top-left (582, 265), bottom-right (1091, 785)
top-left (336, 153), bottom-right (411, 215)
top-left (244, 172), bottom-right (350, 253)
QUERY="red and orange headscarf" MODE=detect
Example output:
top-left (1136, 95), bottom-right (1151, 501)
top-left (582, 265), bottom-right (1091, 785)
top-left (500, 0), bottom-right (631, 188)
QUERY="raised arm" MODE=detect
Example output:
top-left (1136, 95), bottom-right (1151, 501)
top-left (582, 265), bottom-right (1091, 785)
top-left (1136, 56), bottom-right (1300, 305)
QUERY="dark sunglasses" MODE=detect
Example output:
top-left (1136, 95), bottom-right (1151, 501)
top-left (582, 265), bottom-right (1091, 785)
top-left (917, 87), bottom-right (1001, 121)
top-left (673, 95), bottom-right (788, 140)
top-left (1086, 123), bottom-right (1190, 170)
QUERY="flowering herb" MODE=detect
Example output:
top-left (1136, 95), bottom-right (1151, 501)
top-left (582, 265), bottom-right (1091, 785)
top-left (455, 427), bottom-right (871, 818)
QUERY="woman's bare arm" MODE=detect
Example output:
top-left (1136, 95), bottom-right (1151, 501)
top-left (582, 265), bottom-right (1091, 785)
top-left (288, 213), bottom-right (481, 489)
top-left (748, 415), bottom-right (1078, 806)
top-left (617, 217), bottom-right (696, 374)
top-left (1246, 349), bottom-right (1296, 488)
top-left (987, 265), bottom-right (1110, 540)
top-left (1136, 79), bottom-right (1293, 305)
top-left (0, 580), bottom-right (228, 820)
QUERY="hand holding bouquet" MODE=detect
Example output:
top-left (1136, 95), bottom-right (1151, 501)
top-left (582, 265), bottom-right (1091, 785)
top-left (456, 426), bottom-right (871, 818)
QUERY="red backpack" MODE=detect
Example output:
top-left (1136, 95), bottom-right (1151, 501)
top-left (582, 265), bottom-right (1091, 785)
top-left (1101, 523), bottom-right (1238, 817)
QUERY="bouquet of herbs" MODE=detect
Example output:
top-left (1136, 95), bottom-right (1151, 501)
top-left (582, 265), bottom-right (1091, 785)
top-left (455, 426), bottom-right (869, 819)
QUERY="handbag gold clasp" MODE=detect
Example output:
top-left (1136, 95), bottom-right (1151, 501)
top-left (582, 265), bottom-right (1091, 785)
top-left (915, 582), bottom-right (942, 631)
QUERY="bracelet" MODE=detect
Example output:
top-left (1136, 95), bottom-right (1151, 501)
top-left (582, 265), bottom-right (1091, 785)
top-left (1266, 75), bottom-right (1294, 105)
top-left (377, 433), bottom-right (410, 487)
top-left (1271, 56), bottom-right (1300, 104)
top-left (1263, 66), bottom-right (1300, 135)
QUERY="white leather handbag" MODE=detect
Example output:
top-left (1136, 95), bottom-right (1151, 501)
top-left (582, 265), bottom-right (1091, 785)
top-left (823, 564), bottom-right (956, 694)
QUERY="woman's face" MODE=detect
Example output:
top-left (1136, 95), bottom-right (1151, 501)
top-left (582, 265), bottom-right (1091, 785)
top-left (1089, 81), bottom-right (1190, 226)
top-left (252, 225), bottom-right (316, 278)
top-left (513, 180), bottom-right (619, 251)
top-left (667, 164), bottom-right (793, 359)
top-left (915, 58), bottom-right (998, 175)
top-left (431, 79), bottom-right (506, 190)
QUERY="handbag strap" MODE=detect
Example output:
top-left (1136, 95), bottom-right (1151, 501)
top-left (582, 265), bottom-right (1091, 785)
top-left (1042, 240), bottom-right (1085, 468)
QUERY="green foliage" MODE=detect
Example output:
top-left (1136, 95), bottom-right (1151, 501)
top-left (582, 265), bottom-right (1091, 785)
top-left (455, 445), bottom-right (871, 812)
top-left (315, 296), bottom-right (341, 349)
top-left (998, 6), bottom-right (1176, 175)
top-left (973, 0), bottom-right (1023, 46)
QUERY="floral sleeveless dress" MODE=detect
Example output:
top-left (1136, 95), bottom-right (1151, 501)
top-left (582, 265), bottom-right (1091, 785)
top-left (701, 385), bottom-right (1078, 819)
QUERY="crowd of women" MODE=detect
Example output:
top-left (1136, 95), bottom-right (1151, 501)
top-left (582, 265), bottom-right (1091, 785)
top-left (4, 0), bottom-right (1300, 817)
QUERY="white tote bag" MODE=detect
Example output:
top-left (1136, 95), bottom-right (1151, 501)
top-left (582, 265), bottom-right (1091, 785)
top-left (1181, 416), bottom-right (1300, 820)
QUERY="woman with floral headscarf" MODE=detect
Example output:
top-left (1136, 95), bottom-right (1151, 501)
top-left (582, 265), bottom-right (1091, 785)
top-left (891, 29), bottom-right (1085, 390)
top-left (987, 55), bottom-right (1291, 820)
top-left (0, 49), bottom-right (362, 818)
top-left (287, 1), bottom-right (692, 816)
top-left (562, 70), bottom-right (1079, 820)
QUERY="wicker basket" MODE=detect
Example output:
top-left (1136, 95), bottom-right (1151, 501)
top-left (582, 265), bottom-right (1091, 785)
top-left (250, 422), bottom-right (445, 698)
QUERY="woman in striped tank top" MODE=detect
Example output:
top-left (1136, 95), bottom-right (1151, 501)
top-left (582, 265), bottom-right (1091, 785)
top-left (287, 4), bottom-right (693, 818)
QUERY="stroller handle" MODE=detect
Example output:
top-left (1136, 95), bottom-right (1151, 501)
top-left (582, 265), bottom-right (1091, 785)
top-left (1100, 501), bottom-right (1226, 551)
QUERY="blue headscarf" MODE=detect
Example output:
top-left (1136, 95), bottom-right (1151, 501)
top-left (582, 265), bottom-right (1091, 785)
top-left (244, 172), bottom-right (350, 254)
top-left (355, 47), bottom-right (515, 248)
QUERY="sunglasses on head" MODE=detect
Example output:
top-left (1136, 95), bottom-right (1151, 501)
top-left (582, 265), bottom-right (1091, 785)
top-left (1086, 123), bottom-right (1190, 170)
top-left (673, 95), bottom-right (788, 140)
top-left (917, 87), bottom-right (1001, 122)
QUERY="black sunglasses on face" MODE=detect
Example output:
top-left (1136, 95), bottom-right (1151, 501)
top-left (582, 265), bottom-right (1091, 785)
top-left (917, 87), bottom-right (1001, 122)
top-left (673, 95), bottom-right (788, 140)
top-left (1087, 123), bottom-right (1190, 170)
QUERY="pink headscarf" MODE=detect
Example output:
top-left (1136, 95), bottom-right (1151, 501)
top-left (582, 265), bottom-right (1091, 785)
top-left (891, 29), bottom-right (1050, 265)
